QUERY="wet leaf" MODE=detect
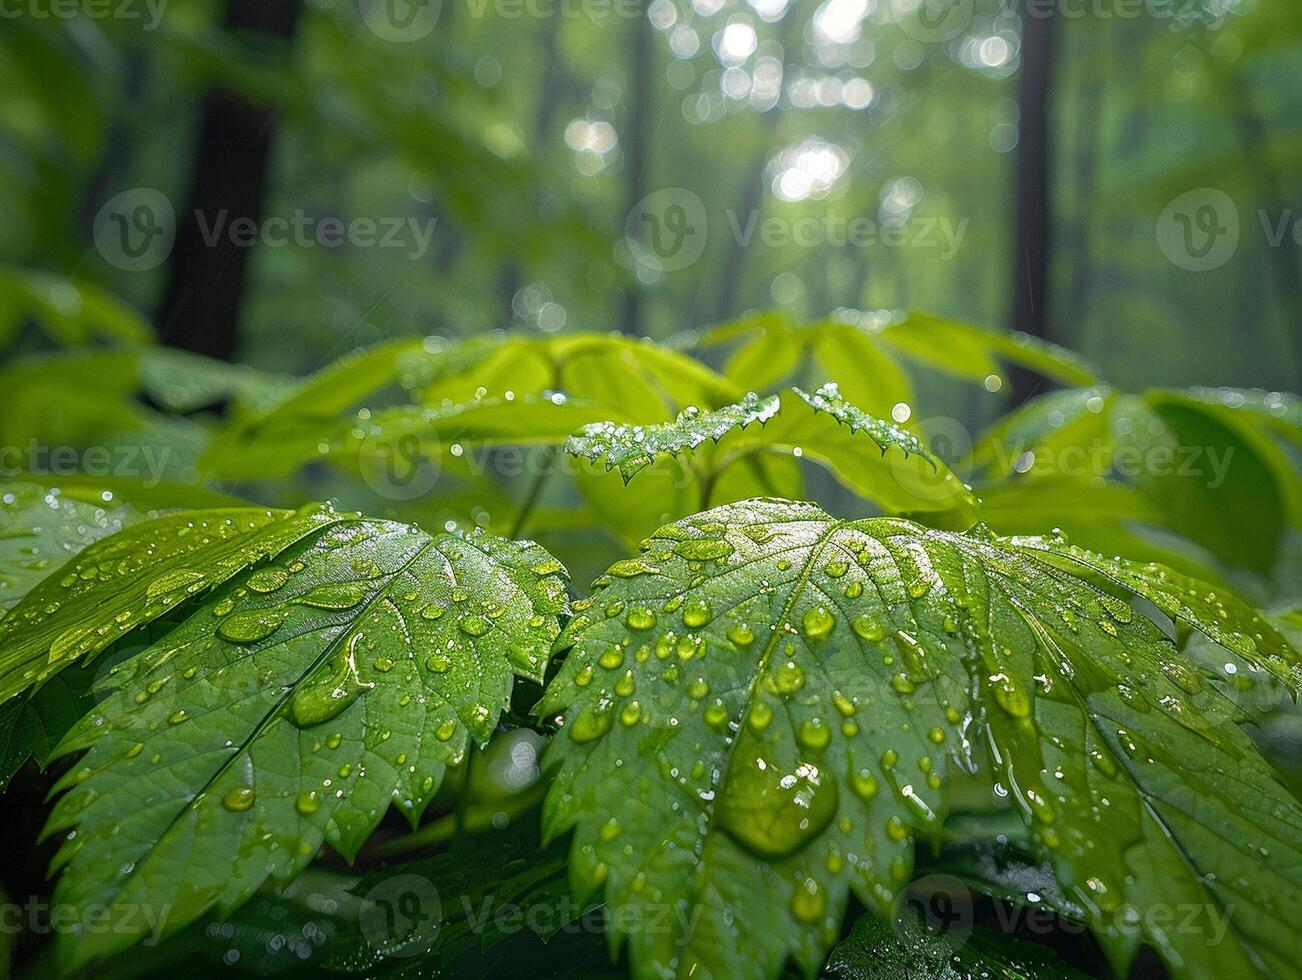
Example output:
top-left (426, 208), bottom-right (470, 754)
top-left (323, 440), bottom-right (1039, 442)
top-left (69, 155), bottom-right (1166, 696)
top-left (40, 516), bottom-right (568, 967)
top-left (539, 498), bottom-right (1301, 980)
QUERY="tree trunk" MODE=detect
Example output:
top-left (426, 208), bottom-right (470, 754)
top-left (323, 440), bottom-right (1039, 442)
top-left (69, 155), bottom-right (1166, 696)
top-left (1008, 3), bottom-right (1057, 404)
top-left (620, 3), bottom-right (652, 336)
top-left (155, 0), bottom-right (301, 361)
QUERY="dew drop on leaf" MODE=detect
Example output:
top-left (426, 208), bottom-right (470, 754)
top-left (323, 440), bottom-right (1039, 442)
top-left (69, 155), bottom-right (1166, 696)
top-left (717, 734), bottom-right (838, 859)
top-left (802, 606), bottom-right (835, 639)
top-left (288, 633), bottom-right (375, 728)
top-left (246, 568), bottom-right (289, 593)
top-left (674, 539), bottom-right (734, 562)
top-left (296, 581), bottom-right (369, 610)
top-left (216, 608), bottom-right (288, 644)
top-left (222, 787), bottom-right (256, 812)
top-left (852, 615), bottom-right (886, 642)
top-left (145, 568), bottom-right (206, 600)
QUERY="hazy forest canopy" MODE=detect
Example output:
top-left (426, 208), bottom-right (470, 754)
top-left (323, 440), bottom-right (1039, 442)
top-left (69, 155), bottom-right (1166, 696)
top-left (0, 1), bottom-right (1300, 979)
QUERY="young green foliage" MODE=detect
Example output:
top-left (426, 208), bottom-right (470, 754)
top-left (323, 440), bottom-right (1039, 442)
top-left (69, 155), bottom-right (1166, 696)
top-left (680, 310), bottom-right (1097, 422)
top-left (35, 513), bottom-right (568, 966)
top-left (970, 384), bottom-right (1302, 573)
top-left (0, 504), bottom-right (342, 703)
top-left (567, 384), bottom-right (979, 543)
top-left (538, 499), bottom-right (1301, 980)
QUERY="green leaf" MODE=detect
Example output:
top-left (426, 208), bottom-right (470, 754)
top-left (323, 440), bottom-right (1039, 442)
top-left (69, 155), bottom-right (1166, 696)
top-left (971, 384), bottom-right (1302, 573)
top-left (1178, 387), bottom-right (1302, 444)
top-left (42, 515), bottom-right (568, 966)
top-left (1012, 536), bottom-right (1301, 693)
top-left (202, 333), bottom-right (738, 482)
top-left (822, 911), bottom-right (1092, 979)
top-left (567, 393), bottom-right (782, 481)
top-left (695, 311), bottom-right (1097, 404)
top-left (418, 333), bottom-right (739, 420)
top-left (0, 672), bottom-right (96, 791)
top-left (878, 312), bottom-right (1099, 389)
top-left (538, 499), bottom-right (1302, 980)
top-left (135, 346), bottom-right (290, 414)
top-left (566, 385), bottom-right (978, 528)
top-left (208, 392), bottom-right (627, 481)
top-left (0, 482), bottom-right (139, 613)
top-left (0, 265), bottom-right (153, 347)
top-left (0, 505), bottom-right (343, 704)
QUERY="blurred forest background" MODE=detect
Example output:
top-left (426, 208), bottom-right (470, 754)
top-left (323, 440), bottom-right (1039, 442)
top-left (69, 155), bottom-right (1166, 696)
top-left (1, 0), bottom-right (1299, 397)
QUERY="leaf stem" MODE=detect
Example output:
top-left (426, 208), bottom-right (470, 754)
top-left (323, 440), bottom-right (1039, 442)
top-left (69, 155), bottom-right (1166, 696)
top-left (509, 446), bottom-right (557, 539)
top-left (373, 783), bottom-right (548, 857)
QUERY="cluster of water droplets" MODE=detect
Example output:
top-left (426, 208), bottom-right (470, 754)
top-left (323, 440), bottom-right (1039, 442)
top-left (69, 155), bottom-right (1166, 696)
top-left (566, 392), bottom-right (780, 479)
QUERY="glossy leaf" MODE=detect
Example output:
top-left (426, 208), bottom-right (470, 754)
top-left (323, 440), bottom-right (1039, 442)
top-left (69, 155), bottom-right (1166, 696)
top-left (971, 383), bottom-right (1302, 573)
top-left (0, 505), bottom-right (343, 703)
top-left (0, 482), bottom-right (139, 613)
top-left (539, 498), bottom-right (1301, 980)
top-left (822, 911), bottom-right (1091, 979)
top-left (692, 311), bottom-right (1097, 415)
top-left (567, 393), bottom-right (782, 480)
top-left (567, 384), bottom-right (978, 529)
top-left (42, 516), bottom-right (568, 966)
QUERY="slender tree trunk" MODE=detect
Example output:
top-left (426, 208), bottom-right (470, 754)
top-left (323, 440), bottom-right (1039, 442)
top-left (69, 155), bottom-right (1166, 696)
top-left (1063, 66), bottom-right (1102, 338)
top-left (621, 3), bottom-right (652, 336)
top-left (1008, 3), bottom-right (1057, 404)
top-left (155, 0), bottom-right (301, 361)
top-left (1208, 60), bottom-right (1302, 389)
top-left (501, 16), bottom-right (568, 324)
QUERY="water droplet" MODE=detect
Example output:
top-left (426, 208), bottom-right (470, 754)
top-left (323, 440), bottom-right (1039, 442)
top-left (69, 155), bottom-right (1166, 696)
top-left (728, 624), bottom-right (755, 647)
top-left (718, 733), bottom-right (838, 859)
top-left (625, 608), bottom-right (656, 631)
top-left (790, 878), bottom-right (826, 923)
top-left (289, 633), bottom-right (375, 728)
top-left (568, 703), bottom-right (614, 743)
top-left (222, 787), bottom-right (256, 812)
top-left (297, 581), bottom-right (369, 610)
top-left (674, 539), bottom-right (734, 562)
top-left (798, 718), bottom-right (831, 751)
top-left (852, 615), bottom-right (886, 641)
top-left (682, 599), bottom-right (712, 628)
top-left (609, 559), bottom-right (658, 578)
top-left (802, 606), bottom-right (835, 639)
top-left (217, 608), bottom-right (288, 644)
top-left (459, 615), bottom-right (492, 637)
top-left (247, 568), bottom-right (289, 593)
top-left (146, 568), bottom-right (206, 600)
